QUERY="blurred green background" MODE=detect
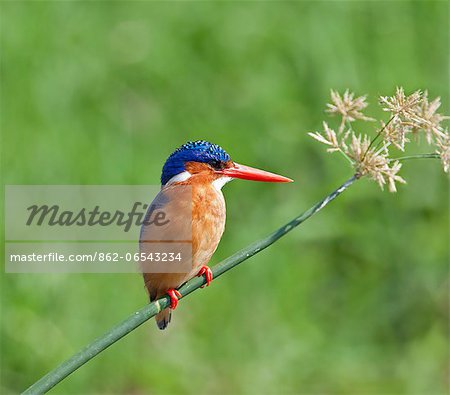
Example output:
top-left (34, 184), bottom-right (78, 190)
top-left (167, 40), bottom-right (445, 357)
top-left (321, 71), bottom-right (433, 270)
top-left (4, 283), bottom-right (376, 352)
top-left (1, 1), bottom-right (449, 394)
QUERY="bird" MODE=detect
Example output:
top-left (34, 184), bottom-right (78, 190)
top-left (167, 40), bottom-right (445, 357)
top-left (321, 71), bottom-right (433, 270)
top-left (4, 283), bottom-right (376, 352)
top-left (140, 140), bottom-right (292, 329)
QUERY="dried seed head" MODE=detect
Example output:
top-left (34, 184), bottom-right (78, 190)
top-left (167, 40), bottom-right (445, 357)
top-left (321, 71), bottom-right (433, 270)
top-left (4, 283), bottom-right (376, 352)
top-left (413, 91), bottom-right (449, 144)
top-left (310, 87), bottom-right (447, 192)
top-left (308, 122), bottom-right (340, 153)
top-left (347, 134), bottom-right (406, 192)
top-left (435, 131), bottom-right (450, 173)
top-left (379, 87), bottom-right (423, 124)
top-left (326, 89), bottom-right (374, 132)
top-left (347, 132), bottom-right (371, 164)
top-left (381, 120), bottom-right (410, 151)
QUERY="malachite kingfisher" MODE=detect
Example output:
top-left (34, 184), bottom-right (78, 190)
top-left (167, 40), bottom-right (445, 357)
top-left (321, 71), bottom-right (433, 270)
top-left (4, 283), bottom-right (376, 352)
top-left (140, 140), bottom-right (292, 329)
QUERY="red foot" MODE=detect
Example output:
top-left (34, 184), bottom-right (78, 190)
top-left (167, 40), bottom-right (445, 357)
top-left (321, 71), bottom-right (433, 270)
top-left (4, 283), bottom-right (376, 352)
top-left (197, 265), bottom-right (213, 288)
top-left (167, 289), bottom-right (182, 309)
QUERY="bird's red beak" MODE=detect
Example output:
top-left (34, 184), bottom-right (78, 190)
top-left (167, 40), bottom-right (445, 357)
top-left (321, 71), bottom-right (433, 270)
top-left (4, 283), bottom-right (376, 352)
top-left (221, 162), bottom-right (293, 183)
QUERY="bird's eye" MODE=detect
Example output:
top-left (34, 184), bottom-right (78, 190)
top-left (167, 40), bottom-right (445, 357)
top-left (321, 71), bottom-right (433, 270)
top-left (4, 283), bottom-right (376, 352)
top-left (209, 159), bottom-right (224, 170)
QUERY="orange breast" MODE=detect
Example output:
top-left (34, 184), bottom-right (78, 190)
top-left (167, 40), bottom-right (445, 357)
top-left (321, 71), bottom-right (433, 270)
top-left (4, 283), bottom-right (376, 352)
top-left (191, 182), bottom-right (226, 272)
top-left (140, 177), bottom-right (226, 300)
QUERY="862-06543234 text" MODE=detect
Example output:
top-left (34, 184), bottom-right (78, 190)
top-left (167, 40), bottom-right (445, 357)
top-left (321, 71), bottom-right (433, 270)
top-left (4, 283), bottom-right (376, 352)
top-left (8, 251), bottom-right (183, 263)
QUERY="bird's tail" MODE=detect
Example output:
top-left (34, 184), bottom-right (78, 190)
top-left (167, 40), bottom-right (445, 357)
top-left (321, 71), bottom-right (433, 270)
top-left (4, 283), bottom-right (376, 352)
top-left (155, 308), bottom-right (172, 330)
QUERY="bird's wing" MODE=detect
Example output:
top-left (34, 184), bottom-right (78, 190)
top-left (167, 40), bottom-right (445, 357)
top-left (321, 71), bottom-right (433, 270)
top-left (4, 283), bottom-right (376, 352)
top-left (139, 185), bottom-right (194, 300)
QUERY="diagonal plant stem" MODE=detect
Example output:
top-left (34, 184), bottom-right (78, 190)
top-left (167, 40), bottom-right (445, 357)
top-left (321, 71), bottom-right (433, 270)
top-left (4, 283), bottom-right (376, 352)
top-left (22, 174), bottom-right (359, 395)
top-left (392, 153), bottom-right (440, 161)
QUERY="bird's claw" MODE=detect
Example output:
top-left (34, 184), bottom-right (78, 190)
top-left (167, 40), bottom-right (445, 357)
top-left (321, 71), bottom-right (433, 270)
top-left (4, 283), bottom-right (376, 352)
top-left (197, 265), bottom-right (213, 288)
top-left (167, 289), bottom-right (182, 309)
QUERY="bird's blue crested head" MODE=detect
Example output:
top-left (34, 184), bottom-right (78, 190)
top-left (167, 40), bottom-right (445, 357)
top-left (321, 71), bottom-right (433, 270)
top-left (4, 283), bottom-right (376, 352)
top-left (161, 140), bottom-right (231, 185)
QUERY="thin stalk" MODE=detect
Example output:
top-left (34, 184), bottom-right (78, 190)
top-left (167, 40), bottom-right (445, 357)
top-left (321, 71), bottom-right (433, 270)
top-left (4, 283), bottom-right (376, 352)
top-left (362, 115), bottom-right (395, 160)
top-left (337, 120), bottom-right (354, 165)
top-left (392, 153), bottom-right (439, 161)
top-left (338, 117), bottom-right (346, 134)
top-left (22, 175), bottom-right (359, 395)
top-left (337, 148), bottom-right (354, 165)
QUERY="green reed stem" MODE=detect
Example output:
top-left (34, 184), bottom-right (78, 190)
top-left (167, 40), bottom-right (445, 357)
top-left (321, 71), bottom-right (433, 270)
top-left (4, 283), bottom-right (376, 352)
top-left (393, 153), bottom-right (440, 161)
top-left (22, 175), bottom-right (358, 395)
